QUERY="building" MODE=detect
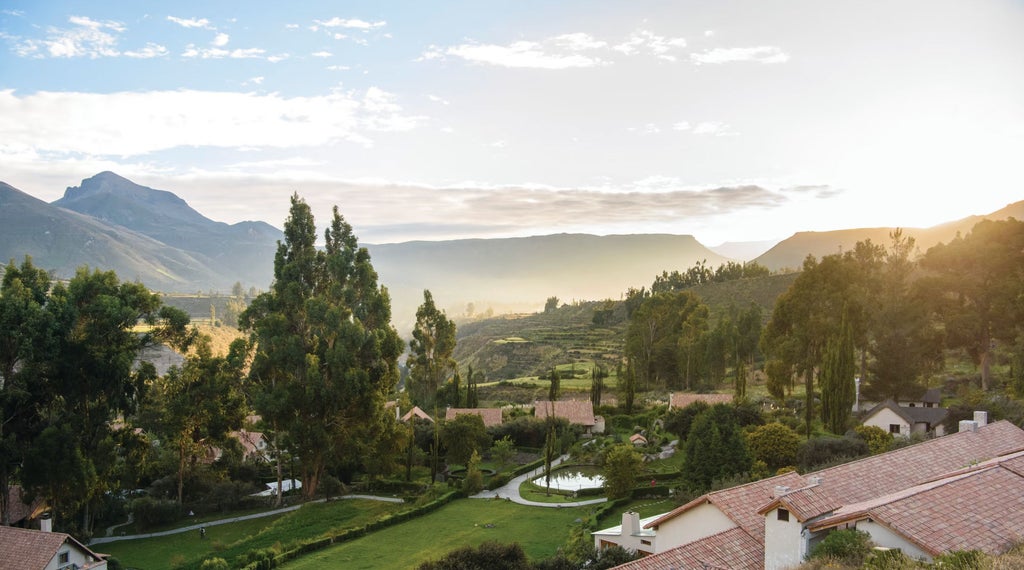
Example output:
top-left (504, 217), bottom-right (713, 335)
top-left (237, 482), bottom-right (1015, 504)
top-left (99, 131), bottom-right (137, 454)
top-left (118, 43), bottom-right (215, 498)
top-left (861, 399), bottom-right (948, 437)
top-left (668, 392), bottom-right (733, 409)
top-left (0, 524), bottom-right (107, 570)
top-left (534, 400), bottom-right (604, 435)
top-left (600, 413), bottom-right (1024, 569)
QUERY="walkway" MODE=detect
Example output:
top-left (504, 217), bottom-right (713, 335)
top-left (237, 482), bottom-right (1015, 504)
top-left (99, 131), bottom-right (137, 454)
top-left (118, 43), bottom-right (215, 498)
top-left (470, 454), bottom-right (607, 508)
top-left (90, 494), bottom-right (404, 545)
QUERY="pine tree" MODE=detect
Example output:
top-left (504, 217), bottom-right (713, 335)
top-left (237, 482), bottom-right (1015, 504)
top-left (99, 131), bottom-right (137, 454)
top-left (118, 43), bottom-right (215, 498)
top-left (820, 308), bottom-right (856, 434)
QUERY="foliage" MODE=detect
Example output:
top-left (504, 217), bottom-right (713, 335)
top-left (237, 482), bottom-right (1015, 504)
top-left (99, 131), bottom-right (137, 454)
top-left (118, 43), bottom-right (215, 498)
top-left (820, 307), bottom-right (856, 434)
top-left (545, 296), bottom-right (560, 313)
top-left (853, 425), bottom-right (894, 455)
top-left (746, 423), bottom-right (801, 470)
top-left (408, 290), bottom-right (457, 408)
top-left (441, 413), bottom-right (491, 466)
top-left (463, 450), bottom-right (484, 494)
top-left (625, 291), bottom-right (709, 391)
top-left (418, 541), bottom-right (530, 570)
top-left (548, 368), bottom-right (561, 401)
top-left (662, 400), bottom-right (709, 441)
top-left (808, 529), bottom-right (872, 566)
top-left (489, 416), bottom-right (563, 448)
top-left (681, 404), bottom-right (752, 491)
top-left (797, 434), bottom-right (869, 471)
top-left (491, 435), bottom-right (516, 467)
top-left (239, 195), bottom-right (403, 502)
top-left (131, 496), bottom-right (184, 530)
top-left (603, 444), bottom-right (644, 500)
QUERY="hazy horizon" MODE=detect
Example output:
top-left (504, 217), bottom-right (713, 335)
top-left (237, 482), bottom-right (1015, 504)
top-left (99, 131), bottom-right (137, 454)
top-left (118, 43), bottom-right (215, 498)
top-left (2, 1), bottom-right (1022, 246)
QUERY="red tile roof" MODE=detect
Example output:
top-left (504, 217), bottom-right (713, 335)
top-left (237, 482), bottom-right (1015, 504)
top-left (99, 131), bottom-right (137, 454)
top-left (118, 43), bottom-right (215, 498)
top-left (4, 485), bottom-right (45, 525)
top-left (669, 392), bottom-right (733, 409)
top-left (612, 527), bottom-right (763, 570)
top-left (534, 400), bottom-right (595, 426)
top-left (757, 484), bottom-right (843, 523)
top-left (0, 526), bottom-right (105, 570)
top-left (401, 405), bottom-right (434, 422)
top-left (445, 407), bottom-right (503, 427)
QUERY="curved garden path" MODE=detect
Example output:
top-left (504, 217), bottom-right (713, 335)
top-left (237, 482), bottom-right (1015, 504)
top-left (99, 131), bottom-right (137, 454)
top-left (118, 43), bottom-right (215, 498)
top-left (470, 454), bottom-right (607, 508)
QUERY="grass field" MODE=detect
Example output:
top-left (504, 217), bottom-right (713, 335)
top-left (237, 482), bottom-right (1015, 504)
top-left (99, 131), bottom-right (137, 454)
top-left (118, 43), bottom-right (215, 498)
top-left (279, 498), bottom-right (593, 570)
top-left (101, 499), bottom-right (405, 570)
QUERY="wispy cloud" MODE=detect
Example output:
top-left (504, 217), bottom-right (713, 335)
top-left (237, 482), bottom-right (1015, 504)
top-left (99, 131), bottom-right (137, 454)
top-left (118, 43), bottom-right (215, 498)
top-left (0, 88), bottom-right (424, 155)
top-left (613, 29), bottom-right (686, 60)
top-left (166, 16), bottom-right (213, 29)
top-left (182, 45), bottom-right (266, 59)
top-left (12, 15), bottom-right (125, 58)
top-left (311, 50), bottom-right (333, 58)
top-left (124, 43), bottom-right (169, 59)
top-left (690, 46), bottom-right (789, 64)
top-left (312, 17), bottom-right (387, 31)
top-left (420, 35), bottom-right (608, 70)
top-left (212, 33), bottom-right (230, 47)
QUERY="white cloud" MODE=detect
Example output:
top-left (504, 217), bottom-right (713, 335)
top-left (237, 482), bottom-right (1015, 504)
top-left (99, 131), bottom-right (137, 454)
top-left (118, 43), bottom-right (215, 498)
top-left (267, 54), bottom-right (289, 63)
top-left (672, 121), bottom-right (691, 131)
top-left (552, 33), bottom-right (607, 51)
top-left (0, 88), bottom-right (423, 156)
top-left (2, 9), bottom-right (25, 17)
top-left (690, 46), bottom-right (789, 64)
top-left (326, 64), bottom-right (350, 71)
top-left (312, 17), bottom-right (386, 30)
top-left (628, 123), bottom-right (661, 135)
top-left (424, 39), bottom-right (607, 69)
top-left (212, 33), bottom-right (230, 47)
top-left (182, 45), bottom-right (266, 59)
top-left (311, 51), bottom-right (333, 58)
top-left (285, 23), bottom-right (300, 30)
top-left (166, 16), bottom-right (213, 29)
top-left (427, 95), bottom-right (450, 105)
top-left (692, 121), bottom-right (736, 136)
top-left (614, 29), bottom-right (686, 57)
top-left (124, 43), bottom-right (168, 59)
top-left (13, 16), bottom-right (125, 58)
top-left (243, 76), bottom-right (264, 85)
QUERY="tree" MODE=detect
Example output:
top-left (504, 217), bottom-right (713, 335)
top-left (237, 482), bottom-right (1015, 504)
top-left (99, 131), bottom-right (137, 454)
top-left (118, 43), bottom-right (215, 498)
top-left (603, 444), bottom-right (643, 500)
top-left (662, 401), bottom-right (710, 442)
top-left (590, 364), bottom-right (605, 408)
top-left (491, 435), bottom-right (515, 467)
top-left (138, 337), bottom-right (247, 503)
top-left (463, 450), bottom-right (484, 494)
top-left (543, 420), bottom-right (557, 495)
top-left (820, 308), bottom-right (856, 434)
top-left (681, 404), bottom-right (752, 491)
top-left (466, 365), bottom-right (480, 408)
top-left (746, 423), bottom-right (801, 471)
top-left (618, 362), bottom-right (637, 414)
top-left (408, 290), bottom-right (457, 408)
top-left (548, 368), bottom-right (561, 402)
top-left (544, 296), bottom-right (560, 313)
top-left (626, 291), bottom-right (708, 390)
top-left (441, 413), bottom-right (491, 467)
top-left (240, 195), bottom-right (403, 501)
top-left (918, 219), bottom-right (1024, 390)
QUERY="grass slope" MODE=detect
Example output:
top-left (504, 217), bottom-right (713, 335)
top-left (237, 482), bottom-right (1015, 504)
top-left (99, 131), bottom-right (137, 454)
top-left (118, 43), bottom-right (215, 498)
top-left (280, 499), bottom-right (589, 570)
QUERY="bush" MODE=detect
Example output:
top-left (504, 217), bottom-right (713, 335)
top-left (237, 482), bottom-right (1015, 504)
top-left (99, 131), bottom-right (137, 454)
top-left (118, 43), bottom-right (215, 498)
top-left (747, 422), bottom-right (800, 470)
top-left (418, 541), bottom-right (529, 570)
top-left (199, 558), bottom-right (230, 570)
top-left (798, 434), bottom-right (869, 471)
top-left (131, 496), bottom-right (183, 530)
top-left (853, 425), bottom-right (894, 455)
top-left (809, 529), bottom-right (872, 566)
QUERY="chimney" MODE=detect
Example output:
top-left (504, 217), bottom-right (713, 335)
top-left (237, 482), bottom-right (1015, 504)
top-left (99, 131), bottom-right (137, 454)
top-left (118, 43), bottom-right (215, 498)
top-left (623, 512), bottom-right (641, 536)
top-left (40, 512), bottom-right (52, 533)
top-left (808, 476), bottom-right (823, 486)
top-left (774, 485), bottom-right (790, 498)
top-left (959, 420), bottom-right (979, 433)
top-left (974, 411), bottom-right (989, 427)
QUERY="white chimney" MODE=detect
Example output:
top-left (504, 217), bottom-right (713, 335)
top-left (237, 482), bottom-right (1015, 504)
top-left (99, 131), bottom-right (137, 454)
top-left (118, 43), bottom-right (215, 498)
top-left (974, 411), bottom-right (989, 427)
top-left (40, 512), bottom-right (52, 533)
top-left (959, 420), bottom-right (979, 433)
top-left (774, 485), bottom-right (790, 498)
top-left (808, 476), bottom-right (823, 486)
top-left (623, 512), bottom-right (641, 536)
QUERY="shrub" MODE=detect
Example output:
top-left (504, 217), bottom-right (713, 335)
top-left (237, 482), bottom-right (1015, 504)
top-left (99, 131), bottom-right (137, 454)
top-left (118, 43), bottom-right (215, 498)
top-left (747, 422), bottom-right (801, 470)
top-left (853, 425), bottom-right (894, 455)
top-left (798, 434), bottom-right (869, 471)
top-left (417, 541), bottom-right (529, 570)
top-left (809, 529), bottom-right (872, 566)
top-left (199, 559), bottom-right (230, 570)
top-left (130, 496), bottom-right (182, 530)
top-left (932, 550), bottom-right (988, 570)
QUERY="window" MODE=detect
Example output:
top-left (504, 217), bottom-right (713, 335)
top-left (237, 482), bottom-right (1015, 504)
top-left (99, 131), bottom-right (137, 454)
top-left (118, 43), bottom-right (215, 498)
top-left (641, 539), bottom-right (652, 546)
top-left (777, 508), bottom-right (790, 522)
top-left (889, 424), bottom-right (901, 434)
top-left (908, 403), bottom-right (916, 407)
top-left (58, 552), bottom-right (70, 564)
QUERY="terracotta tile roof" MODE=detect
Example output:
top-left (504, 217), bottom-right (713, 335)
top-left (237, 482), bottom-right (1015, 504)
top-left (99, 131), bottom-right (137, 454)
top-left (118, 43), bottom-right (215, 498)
top-left (810, 420), bottom-right (1024, 505)
top-left (4, 485), bottom-right (45, 525)
top-left (229, 430), bottom-right (266, 459)
top-left (611, 527), bottom-right (763, 570)
top-left (401, 405), bottom-right (434, 422)
top-left (669, 392), bottom-right (733, 409)
top-left (757, 483), bottom-right (843, 522)
top-left (0, 526), bottom-right (105, 570)
top-left (810, 459), bottom-right (1024, 557)
top-left (647, 471), bottom-right (806, 539)
top-left (445, 407), bottom-right (503, 427)
top-left (534, 400), bottom-right (596, 426)
top-left (629, 434), bottom-right (648, 446)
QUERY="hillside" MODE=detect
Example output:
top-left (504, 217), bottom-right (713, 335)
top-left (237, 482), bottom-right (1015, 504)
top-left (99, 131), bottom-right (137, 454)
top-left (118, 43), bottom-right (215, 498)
top-left (754, 200), bottom-right (1024, 271)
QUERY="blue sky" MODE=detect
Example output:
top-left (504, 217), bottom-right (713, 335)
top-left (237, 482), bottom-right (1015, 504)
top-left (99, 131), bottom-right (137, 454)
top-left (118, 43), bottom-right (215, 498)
top-left (2, 1), bottom-right (1022, 245)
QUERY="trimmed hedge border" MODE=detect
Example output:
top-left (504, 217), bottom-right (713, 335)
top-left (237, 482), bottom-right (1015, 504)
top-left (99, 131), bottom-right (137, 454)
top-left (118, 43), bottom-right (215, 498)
top-left (213, 491), bottom-right (461, 570)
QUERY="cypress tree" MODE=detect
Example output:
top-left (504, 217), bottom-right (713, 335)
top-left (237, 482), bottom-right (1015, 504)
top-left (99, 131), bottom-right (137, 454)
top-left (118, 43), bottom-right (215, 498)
top-left (821, 309), bottom-right (856, 434)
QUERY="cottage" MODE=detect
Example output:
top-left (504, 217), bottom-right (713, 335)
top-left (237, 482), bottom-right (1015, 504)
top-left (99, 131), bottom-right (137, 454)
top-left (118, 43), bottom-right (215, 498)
top-left (0, 524), bottom-right (107, 570)
top-left (668, 392), bottom-right (733, 409)
top-left (601, 413), bottom-right (1024, 570)
top-left (862, 399), bottom-right (948, 437)
top-left (534, 400), bottom-right (604, 435)
top-left (445, 407), bottom-right (503, 427)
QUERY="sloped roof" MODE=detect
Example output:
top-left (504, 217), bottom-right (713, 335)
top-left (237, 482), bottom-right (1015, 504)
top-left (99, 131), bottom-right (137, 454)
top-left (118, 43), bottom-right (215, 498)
top-left (0, 526), bottom-right (105, 570)
top-left (230, 430), bottom-right (266, 458)
top-left (647, 471), bottom-right (806, 539)
top-left (402, 405), bottom-right (434, 423)
top-left (445, 407), bottom-right (502, 427)
top-left (669, 392), bottom-right (733, 409)
top-left (756, 483), bottom-right (843, 523)
top-left (810, 453), bottom-right (1024, 557)
top-left (4, 485), bottom-right (45, 525)
top-left (534, 400), bottom-right (596, 426)
top-left (812, 420), bottom-right (1024, 504)
top-left (629, 433), bottom-right (648, 445)
top-left (865, 399), bottom-right (948, 427)
top-left (612, 526), bottom-right (763, 570)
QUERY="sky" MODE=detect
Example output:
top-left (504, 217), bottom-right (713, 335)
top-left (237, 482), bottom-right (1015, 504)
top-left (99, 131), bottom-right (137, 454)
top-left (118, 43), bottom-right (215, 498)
top-left (1, 1), bottom-right (1022, 246)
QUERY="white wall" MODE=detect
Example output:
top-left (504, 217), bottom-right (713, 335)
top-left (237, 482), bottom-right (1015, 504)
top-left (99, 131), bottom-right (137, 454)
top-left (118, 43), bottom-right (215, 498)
top-left (45, 543), bottom-right (107, 570)
top-left (864, 408), bottom-right (909, 436)
top-left (857, 520), bottom-right (932, 562)
top-left (764, 508), bottom-right (805, 570)
top-left (655, 502), bottom-right (737, 550)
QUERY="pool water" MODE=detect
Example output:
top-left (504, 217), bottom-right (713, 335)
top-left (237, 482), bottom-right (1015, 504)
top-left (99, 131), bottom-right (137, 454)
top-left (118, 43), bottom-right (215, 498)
top-left (532, 467), bottom-right (605, 491)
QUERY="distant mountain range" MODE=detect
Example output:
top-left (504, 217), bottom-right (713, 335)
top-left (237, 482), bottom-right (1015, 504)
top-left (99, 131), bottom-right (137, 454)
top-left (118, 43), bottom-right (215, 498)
top-left (1, 172), bottom-right (1020, 331)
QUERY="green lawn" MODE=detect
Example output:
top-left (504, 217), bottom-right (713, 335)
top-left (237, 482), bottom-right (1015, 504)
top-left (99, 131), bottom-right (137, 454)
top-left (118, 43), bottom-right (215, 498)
top-left (280, 498), bottom-right (592, 570)
top-left (101, 498), bottom-right (405, 570)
